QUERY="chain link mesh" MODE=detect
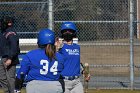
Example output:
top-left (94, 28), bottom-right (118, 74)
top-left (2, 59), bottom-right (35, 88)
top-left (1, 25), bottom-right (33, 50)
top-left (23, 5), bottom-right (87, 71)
top-left (54, 0), bottom-right (130, 41)
top-left (0, 0), bottom-right (140, 89)
top-left (0, 2), bottom-right (48, 38)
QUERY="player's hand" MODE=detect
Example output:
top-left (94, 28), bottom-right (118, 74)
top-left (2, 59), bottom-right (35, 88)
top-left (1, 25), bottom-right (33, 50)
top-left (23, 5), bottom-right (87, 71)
top-left (55, 37), bottom-right (63, 51)
top-left (83, 71), bottom-right (91, 81)
top-left (5, 59), bottom-right (12, 67)
top-left (85, 74), bottom-right (91, 81)
top-left (15, 76), bottom-right (24, 91)
top-left (83, 63), bottom-right (90, 82)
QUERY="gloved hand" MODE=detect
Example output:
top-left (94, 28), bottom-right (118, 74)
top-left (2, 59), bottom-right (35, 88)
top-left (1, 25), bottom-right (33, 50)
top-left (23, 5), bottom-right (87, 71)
top-left (15, 72), bottom-right (25, 91)
top-left (83, 63), bottom-right (90, 82)
top-left (15, 77), bottom-right (23, 90)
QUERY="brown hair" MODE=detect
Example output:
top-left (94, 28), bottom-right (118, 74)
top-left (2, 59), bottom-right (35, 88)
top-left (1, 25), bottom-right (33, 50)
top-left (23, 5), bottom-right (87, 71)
top-left (45, 44), bottom-right (56, 61)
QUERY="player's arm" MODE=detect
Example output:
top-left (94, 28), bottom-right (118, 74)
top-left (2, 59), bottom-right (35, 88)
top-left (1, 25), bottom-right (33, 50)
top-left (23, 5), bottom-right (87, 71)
top-left (80, 62), bottom-right (84, 74)
top-left (15, 72), bottom-right (25, 93)
top-left (15, 55), bottom-right (30, 92)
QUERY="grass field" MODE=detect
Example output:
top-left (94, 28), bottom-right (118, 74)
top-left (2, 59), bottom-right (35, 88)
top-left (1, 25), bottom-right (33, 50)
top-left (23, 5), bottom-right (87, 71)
top-left (0, 89), bottom-right (140, 93)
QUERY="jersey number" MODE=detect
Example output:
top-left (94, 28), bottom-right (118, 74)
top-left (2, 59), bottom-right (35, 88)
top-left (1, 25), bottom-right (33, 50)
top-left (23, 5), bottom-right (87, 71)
top-left (40, 60), bottom-right (58, 75)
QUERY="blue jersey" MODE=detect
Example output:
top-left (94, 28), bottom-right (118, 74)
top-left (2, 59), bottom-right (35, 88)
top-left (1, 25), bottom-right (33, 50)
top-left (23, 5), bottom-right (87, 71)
top-left (59, 43), bottom-right (80, 76)
top-left (17, 48), bottom-right (64, 81)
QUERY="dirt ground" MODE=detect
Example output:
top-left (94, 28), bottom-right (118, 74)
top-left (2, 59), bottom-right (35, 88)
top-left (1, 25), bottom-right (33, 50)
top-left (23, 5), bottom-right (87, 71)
top-left (80, 45), bottom-right (140, 76)
top-left (0, 88), bottom-right (140, 93)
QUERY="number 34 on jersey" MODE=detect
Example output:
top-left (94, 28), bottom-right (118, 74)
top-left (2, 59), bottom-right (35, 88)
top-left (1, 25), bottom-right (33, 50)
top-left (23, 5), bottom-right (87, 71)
top-left (40, 60), bottom-right (58, 75)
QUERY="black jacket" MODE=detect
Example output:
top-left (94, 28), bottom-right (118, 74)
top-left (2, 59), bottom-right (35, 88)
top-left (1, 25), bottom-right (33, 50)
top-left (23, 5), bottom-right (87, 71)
top-left (0, 33), bottom-right (7, 56)
top-left (2, 27), bottom-right (20, 65)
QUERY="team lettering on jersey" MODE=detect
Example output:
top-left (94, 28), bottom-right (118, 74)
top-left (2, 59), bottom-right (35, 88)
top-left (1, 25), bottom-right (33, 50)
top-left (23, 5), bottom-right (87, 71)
top-left (65, 49), bottom-right (79, 55)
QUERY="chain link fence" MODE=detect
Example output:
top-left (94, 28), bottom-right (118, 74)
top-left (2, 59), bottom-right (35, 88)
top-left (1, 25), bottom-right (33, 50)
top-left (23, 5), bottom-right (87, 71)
top-left (0, 1), bottom-right (48, 38)
top-left (0, 0), bottom-right (140, 89)
top-left (54, 0), bottom-right (137, 89)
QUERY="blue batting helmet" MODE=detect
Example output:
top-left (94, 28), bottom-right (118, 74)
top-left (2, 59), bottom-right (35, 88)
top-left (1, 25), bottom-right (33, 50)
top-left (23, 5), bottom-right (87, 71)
top-left (37, 28), bottom-right (55, 45)
top-left (61, 22), bottom-right (77, 32)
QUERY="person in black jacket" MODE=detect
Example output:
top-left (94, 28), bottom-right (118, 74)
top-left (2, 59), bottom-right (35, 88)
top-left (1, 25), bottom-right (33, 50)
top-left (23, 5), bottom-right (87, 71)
top-left (0, 32), bottom-right (10, 93)
top-left (0, 16), bottom-right (20, 93)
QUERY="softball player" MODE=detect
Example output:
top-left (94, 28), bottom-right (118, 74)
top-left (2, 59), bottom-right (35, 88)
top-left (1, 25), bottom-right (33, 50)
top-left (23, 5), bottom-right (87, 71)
top-left (15, 29), bottom-right (64, 93)
top-left (56, 22), bottom-right (84, 93)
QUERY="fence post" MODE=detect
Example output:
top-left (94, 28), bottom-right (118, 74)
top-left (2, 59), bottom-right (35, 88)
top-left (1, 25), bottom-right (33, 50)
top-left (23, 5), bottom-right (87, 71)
top-left (129, 0), bottom-right (134, 90)
top-left (137, 0), bottom-right (140, 38)
top-left (48, 0), bottom-right (53, 30)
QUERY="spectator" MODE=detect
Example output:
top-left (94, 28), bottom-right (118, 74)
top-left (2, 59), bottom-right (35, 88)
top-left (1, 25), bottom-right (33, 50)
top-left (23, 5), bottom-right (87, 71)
top-left (0, 16), bottom-right (20, 93)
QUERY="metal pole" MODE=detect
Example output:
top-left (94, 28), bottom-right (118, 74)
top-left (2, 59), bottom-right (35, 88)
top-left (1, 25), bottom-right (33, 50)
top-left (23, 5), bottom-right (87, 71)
top-left (137, 0), bottom-right (139, 38)
top-left (48, 0), bottom-right (53, 30)
top-left (129, 0), bottom-right (134, 90)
